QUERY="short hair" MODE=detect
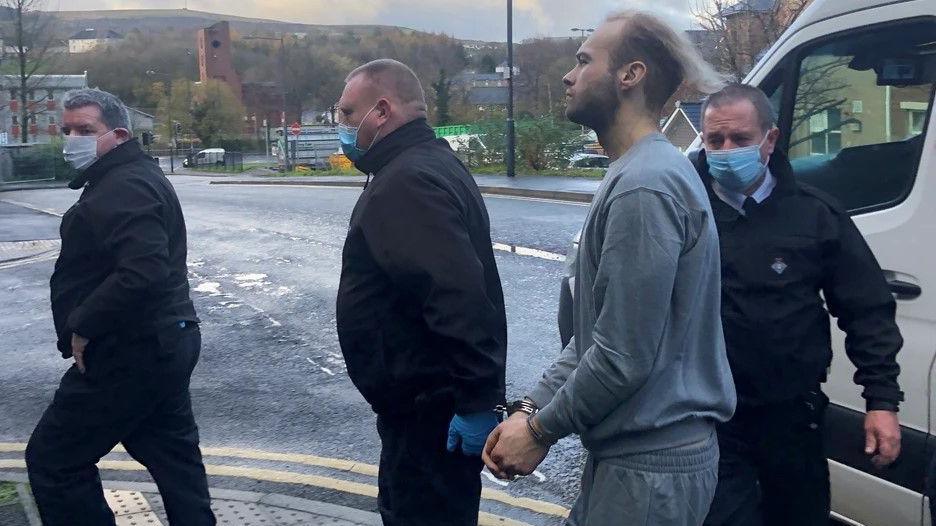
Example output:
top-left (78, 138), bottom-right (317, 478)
top-left (701, 83), bottom-right (777, 132)
top-left (63, 88), bottom-right (132, 134)
top-left (345, 59), bottom-right (427, 107)
top-left (605, 10), bottom-right (727, 113)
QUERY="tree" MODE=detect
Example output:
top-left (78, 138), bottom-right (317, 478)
top-left (189, 80), bottom-right (245, 147)
top-left (479, 55), bottom-right (497, 74)
top-left (690, 0), bottom-right (812, 79)
top-left (514, 37), bottom-right (581, 117)
top-left (153, 79), bottom-right (195, 146)
top-left (431, 69), bottom-right (453, 126)
top-left (2, 0), bottom-right (64, 143)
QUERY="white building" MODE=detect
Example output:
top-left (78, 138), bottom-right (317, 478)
top-left (68, 29), bottom-right (123, 54)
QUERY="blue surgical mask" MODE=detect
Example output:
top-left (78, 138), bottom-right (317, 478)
top-left (338, 105), bottom-right (382, 163)
top-left (706, 133), bottom-right (769, 192)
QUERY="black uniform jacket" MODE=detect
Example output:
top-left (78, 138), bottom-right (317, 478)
top-left (50, 139), bottom-right (197, 358)
top-left (336, 118), bottom-right (507, 416)
top-left (691, 149), bottom-right (903, 411)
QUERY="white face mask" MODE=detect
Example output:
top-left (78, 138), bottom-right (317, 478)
top-left (63, 130), bottom-right (113, 171)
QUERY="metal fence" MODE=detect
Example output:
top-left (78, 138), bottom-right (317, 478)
top-left (0, 143), bottom-right (76, 185)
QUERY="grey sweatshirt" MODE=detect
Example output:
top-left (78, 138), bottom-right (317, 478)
top-left (529, 133), bottom-right (736, 457)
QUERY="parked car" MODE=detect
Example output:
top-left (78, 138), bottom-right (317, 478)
top-left (568, 152), bottom-right (610, 169)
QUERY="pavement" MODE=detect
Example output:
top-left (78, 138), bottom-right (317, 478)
top-left (174, 169), bottom-right (602, 203)
top-left (0, 473), bottom-right (382, 526)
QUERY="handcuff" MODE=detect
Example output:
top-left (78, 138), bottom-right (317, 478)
top-left (494, 398), bottom-right (539, 418)
top-left (494, 399), bottom-right (555, 447)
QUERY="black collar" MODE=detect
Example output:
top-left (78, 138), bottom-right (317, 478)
top-left (353, 118), bottom-right (437, 176)
top-left (69, 138), bottom-right (146, 189)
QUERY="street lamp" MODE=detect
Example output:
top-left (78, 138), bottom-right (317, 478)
top-left (570, 27), bottom-right (594, 38)
top-left (146, 69), bottom-right (177, 173)
top-left (506, 0), bottom-right (515, 178)
top-left (243, 34), bottom-right (290, 172)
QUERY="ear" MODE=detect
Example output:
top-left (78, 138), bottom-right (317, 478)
top-left (375, 98), bottom-right (391, 122)
top-left (619, 61), bottom-right (647, 91)
top-left (114, 128), bottom-right (132, 143)
top-left (763, 126), bottom-right (780, 156)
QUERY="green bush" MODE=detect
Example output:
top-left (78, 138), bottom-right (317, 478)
top-left (466, 115), bottom-right (585, 171)
top-left (2, 140), bottom-right (78, 182)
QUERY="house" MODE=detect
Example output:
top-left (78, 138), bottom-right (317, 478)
top-left (68, 28), bottom-right (123, 54)
top-left (662, 101), bottom-right (704, 152)
top-left (128, 108), bottom-right (155, 133)
top-left (0, 74), bottom-right (88, 144)
top-left (467, 86), bottom-right (509, 107)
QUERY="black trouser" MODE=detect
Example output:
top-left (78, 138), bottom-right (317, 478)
top-left (25, 323), bottom-right (215, 526)
top-left (376, 409), bottom-right (484, 526)
top-left (704, 390), bottom-right (830, 526)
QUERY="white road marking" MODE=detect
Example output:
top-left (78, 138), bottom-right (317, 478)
top-left (0, 199), bottom-right (65, 217)
top-left (493, 242), bottom-right (566, 262)
top-left (481, 468), bottom-right (510, 487)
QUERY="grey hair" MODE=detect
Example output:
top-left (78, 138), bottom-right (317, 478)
top-left (701, 83), bottom-right (777, 132)
top-left (63, 88), bottom-right (132, 134)
top-left (605, 10), bottom-right (729, 113)
top-left (345, 59), bottom-right (427, 108)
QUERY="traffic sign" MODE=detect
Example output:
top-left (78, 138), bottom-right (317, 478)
top-left (291, 122), bottom-right (301, 136)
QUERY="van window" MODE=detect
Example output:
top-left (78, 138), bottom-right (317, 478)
top-left (783, 19), bottom-right (935, 213)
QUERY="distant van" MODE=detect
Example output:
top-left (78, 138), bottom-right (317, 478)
top-left (182, 148), bottom-right (225, 168)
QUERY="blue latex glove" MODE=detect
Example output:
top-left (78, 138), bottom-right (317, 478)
top-left (447, 411), bottom-right (499, 456)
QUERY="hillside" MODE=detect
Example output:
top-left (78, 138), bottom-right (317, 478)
top-left (53, 8), bottom-right (438, 39)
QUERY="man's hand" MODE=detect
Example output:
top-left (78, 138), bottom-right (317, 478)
top-left (482, 413), bottom-right (549, 480)
top-left (71, 333), bottom-right (90, 374)
top-left (864, 410), bottom-right (901, 468)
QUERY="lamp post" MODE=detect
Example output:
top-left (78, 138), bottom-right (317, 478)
top-left (244, 34), bottom-right (290, 171)
top-left (506, 0), bottom-right (515, 178)
top-left (570, 27), bottom-right (594, 39)
top-left (146, 69), bottom-right (176, 173)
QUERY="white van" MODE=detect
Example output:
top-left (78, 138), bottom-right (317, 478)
top-left (701, 1), bottom-right (934, 524)
top-left (182, 148), bottom-right (225, 168)
top-left (559, 2), bottom-right (934, 524)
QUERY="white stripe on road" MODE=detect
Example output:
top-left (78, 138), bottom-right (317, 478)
top-left (493, 242), bottom-right (566, 262)
top-left (0, 199), bottom-right (64, 217)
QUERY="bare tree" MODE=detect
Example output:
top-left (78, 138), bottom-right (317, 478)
top-left (2, 0), bottom-right (64, 143)
top-left (690, 0), bottom-right (811, 79)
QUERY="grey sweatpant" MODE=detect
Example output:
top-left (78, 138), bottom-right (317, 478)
top-left (568, 432), bottom-right (719, 526)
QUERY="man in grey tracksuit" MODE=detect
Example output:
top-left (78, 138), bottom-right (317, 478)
top-left (483, 11), bottom-right (736, 525)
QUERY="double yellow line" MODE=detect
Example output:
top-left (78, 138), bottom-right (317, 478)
top-left (0, 442), bottom-right (569, 526)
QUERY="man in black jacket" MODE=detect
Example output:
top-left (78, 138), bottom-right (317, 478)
top-left (335, 59), bottom-right (507, 526)
top-left (694, 84), bottom-right (903, 526)
top-left (25, 88), bottom-right (214, 525)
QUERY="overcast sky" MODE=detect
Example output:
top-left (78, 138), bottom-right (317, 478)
top-left (50, 0), bottom-right (699, 41)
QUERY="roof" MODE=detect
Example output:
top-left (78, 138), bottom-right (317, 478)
top-left (456, 73), bottom-right (503, 83)
top-left (70, 28), bottom-right (123, 41)
top-left (661, 101), bottom-right (703, 135)
top-left (721, 0), bottom-right (777, 16)
top-left (681, 102), bottom-right (703, 131)
top-left (467, 86), bottom-right (508, 105)
top-left (128, 107), bottom-right (155, 119)
top-left (0, 74), bottom-right (88, 90)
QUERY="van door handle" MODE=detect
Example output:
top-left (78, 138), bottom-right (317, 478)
top-left (883, 270), bottom-right (921, 300)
